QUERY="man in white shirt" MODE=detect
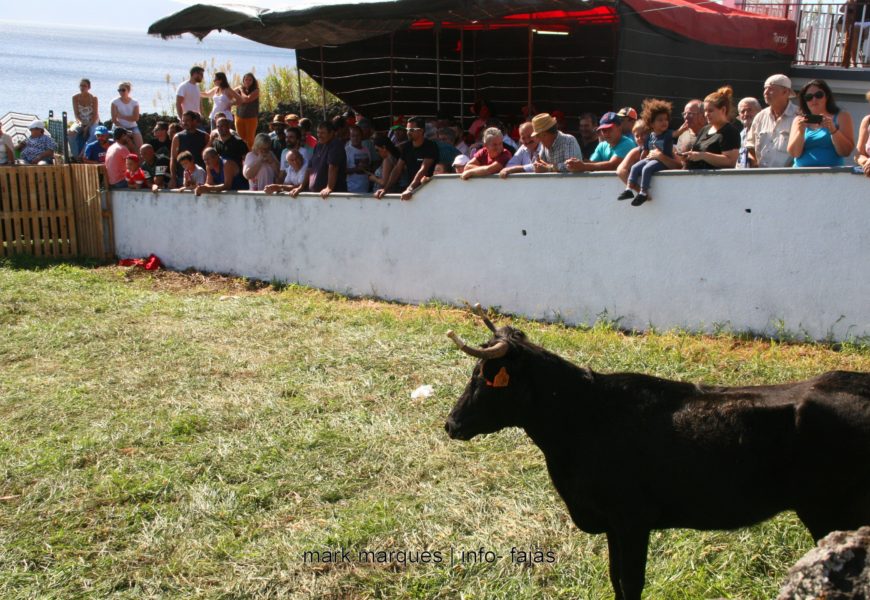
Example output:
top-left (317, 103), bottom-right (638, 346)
top-left (176, 66), bottom-right (204, 120)
top-left (499, 122), bottom-right (541, 177)
top-left (744, 73), bottom-right (798, 168)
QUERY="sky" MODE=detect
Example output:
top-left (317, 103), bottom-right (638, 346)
top-left (3, 0), bottom-right (189, 31)
top-left (1, 0), bottom-right (357, 30)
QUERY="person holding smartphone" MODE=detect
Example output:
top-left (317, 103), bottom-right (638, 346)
top-left (788, 79), bottom-right (855, 167)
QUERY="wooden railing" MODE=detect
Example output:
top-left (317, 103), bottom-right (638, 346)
top-left (0, 164), bottom-right (114, 259)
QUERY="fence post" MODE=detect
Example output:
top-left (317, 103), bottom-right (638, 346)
top-left (61, 112), bottom-right (70, 164)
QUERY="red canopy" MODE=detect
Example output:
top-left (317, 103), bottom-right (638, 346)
top-left (623, 0), bottom-right (796, 55)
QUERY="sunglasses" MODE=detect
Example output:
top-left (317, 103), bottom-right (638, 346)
top-left (804, 90), bottom-right (825, 102)
top-left (118, 88), bottom-right (128, 93)
top-left (406, 127), bottom-right (422, 133)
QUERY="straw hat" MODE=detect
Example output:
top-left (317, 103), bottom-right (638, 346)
top-left (531, 113), bottom-right (557, 136)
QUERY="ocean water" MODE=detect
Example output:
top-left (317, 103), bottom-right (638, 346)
top-left (0, 21), bottom-right (297, 119)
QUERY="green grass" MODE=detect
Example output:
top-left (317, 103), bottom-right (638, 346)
top-left (1, 260), bottom-right (869, 599)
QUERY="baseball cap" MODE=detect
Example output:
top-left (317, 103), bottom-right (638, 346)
top-left (94, 125), bottom-right (109, 136)
top-left (596, 112), bottom-right (622, 131)
top-left (764, 74), bottom-right (796, 97)
top-left (28, 120), bottom-right (45, 130)
top-left (617, 107), bottom-right (638, 120)
top-left (452, 154), bottom-right (470, 167)
top-left (127, 153), bottom-right (139, 162)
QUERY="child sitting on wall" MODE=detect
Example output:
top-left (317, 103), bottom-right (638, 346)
top-left (618, 99), bottom-right (677, 207)
top-left (124, 154), bottom-right (148, 189)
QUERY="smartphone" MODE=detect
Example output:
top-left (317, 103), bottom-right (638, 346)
top-left (805, 114), bottom-right (823, 125)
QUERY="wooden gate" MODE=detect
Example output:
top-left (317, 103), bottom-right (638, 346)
top-left (0, 165), bottom-right (113, 259)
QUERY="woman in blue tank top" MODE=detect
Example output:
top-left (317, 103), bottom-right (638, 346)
top-left (788, 79), bottom-right (855, 167)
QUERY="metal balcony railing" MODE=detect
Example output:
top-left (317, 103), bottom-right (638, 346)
top-left (736, 1), bottom-right (870, 67)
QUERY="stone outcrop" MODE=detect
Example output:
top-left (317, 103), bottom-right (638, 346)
top-left (778, 527), bottom-right (870, 600)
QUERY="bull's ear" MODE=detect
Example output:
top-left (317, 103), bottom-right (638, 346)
top-left (491, 367), bottom-right (510, 388)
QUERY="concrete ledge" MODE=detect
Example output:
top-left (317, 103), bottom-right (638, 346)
top-left (113, 169), bottom-right (870, 341)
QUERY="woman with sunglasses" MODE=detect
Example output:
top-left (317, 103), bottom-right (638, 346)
top-left (111, 81), bottom-right (143, 150)
top-left (855, 91), bottom-right (870, 178)
top-left (788, 79), bottom-right (855, 167)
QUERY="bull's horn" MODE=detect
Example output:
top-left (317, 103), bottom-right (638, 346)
top-left (447, 330), bottom-right (510, 359)
top-left (472, 303), bottom-right (497, 333)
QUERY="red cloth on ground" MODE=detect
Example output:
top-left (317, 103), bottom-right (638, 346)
top-left (118, 254), bottom-right (163, 271)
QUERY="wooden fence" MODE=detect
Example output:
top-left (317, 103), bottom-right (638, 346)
top-left (0, 164), bottom-right (113, 259)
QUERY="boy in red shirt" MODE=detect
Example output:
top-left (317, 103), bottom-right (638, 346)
top-left (124, 154), bottom-right (148, 189)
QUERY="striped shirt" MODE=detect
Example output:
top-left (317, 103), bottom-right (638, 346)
top-left (539, 131), bottom-right (582, 172)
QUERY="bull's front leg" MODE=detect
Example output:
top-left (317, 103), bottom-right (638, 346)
top-left (605, 527), bottom-right (650, 600)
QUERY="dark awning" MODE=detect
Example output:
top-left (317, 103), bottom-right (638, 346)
top-left (147, 0), bottom-right (605, 49)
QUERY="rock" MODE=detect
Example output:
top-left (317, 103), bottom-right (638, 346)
top-left (777, 527), bottom-right (870, 600)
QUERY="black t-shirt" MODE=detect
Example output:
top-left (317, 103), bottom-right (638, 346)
top-left (579, 137), bottom-right (599, 162)
top-left (310, 136), bottom-right (347, 193)
top-left (687, 122), bottom-right (740, 170)
top-left (151, 137), bottom-right (172, 161)
top-left (213, 134), bottom-right (248, 167)
top-left (176, 129), bottom-right (209, 168)
top-left (401, 139), bottom-right (439, 181)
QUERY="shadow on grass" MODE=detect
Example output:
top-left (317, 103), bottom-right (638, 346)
top-left (0, 254), bottom-right (111, 271)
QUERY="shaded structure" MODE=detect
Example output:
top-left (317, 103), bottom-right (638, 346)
top-left (149, 0), bottom-right (797, 129)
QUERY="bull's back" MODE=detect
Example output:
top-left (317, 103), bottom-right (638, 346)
top-left (553, 370), bottom-right (870, 532)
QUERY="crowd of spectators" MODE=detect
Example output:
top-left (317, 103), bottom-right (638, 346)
top-left (4, 70), bottom-right (870, 190)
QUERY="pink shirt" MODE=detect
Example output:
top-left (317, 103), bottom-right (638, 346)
top-left (105, 143), bottom-right (131, 185)
top-left (472, 147), bottom-right (512, 168)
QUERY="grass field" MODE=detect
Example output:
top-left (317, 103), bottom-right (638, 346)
top-left (2, 259), bottom-right (869, 599)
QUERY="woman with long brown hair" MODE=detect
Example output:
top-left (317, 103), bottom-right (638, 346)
top-left (202, 72), bottom-right (241, 130)
top-left (788, 79), bottom-right (855, 167)
top-left (234, 72), bottom-right (260, 149)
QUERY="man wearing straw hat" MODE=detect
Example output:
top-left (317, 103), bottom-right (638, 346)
top-left (531, 113), bottom-right (582, 173)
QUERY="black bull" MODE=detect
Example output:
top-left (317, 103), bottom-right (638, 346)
top-left (444, 324), bottom-right (870, 600)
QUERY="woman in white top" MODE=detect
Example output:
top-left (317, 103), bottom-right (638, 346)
top-left (243, 133), bottom-right (280, 191)
top-left (111, 81), bottom-right (142, 149)
top-left (202, 72), bottom-right (241, 129)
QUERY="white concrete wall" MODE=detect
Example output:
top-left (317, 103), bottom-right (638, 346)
top-left (114, 168), bottom-right (870, 341)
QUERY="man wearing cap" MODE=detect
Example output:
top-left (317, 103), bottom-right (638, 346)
top-left (616, 107), bottom-right (638, 136)
top-left (736, 97), bottom-right (762, 168)
top-left (744, 74), bottom-right (798, 168)
top-left (531, 113), bottom-right (582, 173)
top-left (17, 121), bottom-right (56, 165)
top-left (269, 115), bottom-right (287, 160)
top-left (105, 128), bottom-right (132, 188)
top-left (176, 66), bottom-right (204, 120)
top-left (83, 125), bottom-right (112, 164)
top-left (564, 112), bottom-right (636, 173)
